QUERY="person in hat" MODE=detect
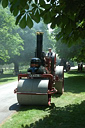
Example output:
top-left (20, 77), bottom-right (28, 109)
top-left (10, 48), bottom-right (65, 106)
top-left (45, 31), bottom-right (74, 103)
top-left (47, 48), bottom-right (53, 57)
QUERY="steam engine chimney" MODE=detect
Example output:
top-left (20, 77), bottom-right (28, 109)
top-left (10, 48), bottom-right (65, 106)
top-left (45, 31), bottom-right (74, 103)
top-left (36, 32), bottom-right (43, 59)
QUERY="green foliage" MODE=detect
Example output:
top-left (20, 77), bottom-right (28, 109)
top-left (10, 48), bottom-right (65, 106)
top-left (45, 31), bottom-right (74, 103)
top-left (31, 10), bottom-right (40, 23)
top-left (0, 6), bottom-right (24, 62)
top-left (2, 0), bottom-right (8, 8)
top-left (27, 15), bottom-right (33, 28)
top-left (0, 4), bottom-right (53, 68)
top-left (1, 0), bottom-right (85, 46)
top-left (53, 27), bottom-right (85, 62)
top-left (19, 15), bottom-right (27, 28)
top-left (0, 4), bottom-right (55, 74)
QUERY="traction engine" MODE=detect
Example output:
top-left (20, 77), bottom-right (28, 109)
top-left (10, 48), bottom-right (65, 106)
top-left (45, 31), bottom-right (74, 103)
top-left (14, 32), bottom-right (64, 105)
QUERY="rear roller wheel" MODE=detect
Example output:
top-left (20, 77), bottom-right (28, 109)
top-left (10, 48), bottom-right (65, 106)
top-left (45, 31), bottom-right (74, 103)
top-left (51, 53), bottom-right (56, 74)
top-left (54, 66), bottom-right (64, 94)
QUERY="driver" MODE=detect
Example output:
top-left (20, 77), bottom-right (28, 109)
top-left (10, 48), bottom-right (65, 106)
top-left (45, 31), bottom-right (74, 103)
top-left (27, 58), bottom-right (47, 74)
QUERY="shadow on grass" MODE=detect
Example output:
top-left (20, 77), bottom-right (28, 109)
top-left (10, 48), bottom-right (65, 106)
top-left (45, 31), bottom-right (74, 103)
top-left (9, 103), bottom-right (49, 112)
top-left (9, 101), bottom-right (85, 128)
top-left (18, 101), bottom-right (85, 128)
top-left (0, 74), bottom-right (16, 78)
top-left (0, 74), bottom-right (17, 83)
top-left (0, 79), bottom-right (15, 83)
top-left (64, 74), bottom-right (85, 93)
top-left (67, 70), bottom-right (85, 75)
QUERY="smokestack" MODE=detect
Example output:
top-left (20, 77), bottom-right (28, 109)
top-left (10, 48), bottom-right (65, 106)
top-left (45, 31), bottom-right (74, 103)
top-left (36, 32), bottom-right (43, 59)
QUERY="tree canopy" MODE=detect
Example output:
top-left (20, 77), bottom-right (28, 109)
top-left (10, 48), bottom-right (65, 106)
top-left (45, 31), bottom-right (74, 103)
top-left (1, 0), bottom-right (85, 45)
top-left (0, 6), bottom-right (24, 61)
top-left (53, 27), bottom-right (85, 63)
top-left (0, 5), bottom-right (55, 73)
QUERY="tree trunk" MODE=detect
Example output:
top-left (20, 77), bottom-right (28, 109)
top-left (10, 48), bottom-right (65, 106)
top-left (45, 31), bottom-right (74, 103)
top-left (14, 61), bottom-right (19, 75)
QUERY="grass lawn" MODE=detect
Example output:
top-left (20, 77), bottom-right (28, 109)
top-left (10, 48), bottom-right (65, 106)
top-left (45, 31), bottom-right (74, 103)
top-left (0, 74), bottom-right (17, 85)
top-left (0, 69), bottom-right (27, 85)
top-left (1, 70), bottom-right (85, 128)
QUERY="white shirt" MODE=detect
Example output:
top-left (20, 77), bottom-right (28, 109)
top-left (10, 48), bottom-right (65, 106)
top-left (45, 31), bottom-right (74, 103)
top-left (48, 52), bottom-right (53, 57)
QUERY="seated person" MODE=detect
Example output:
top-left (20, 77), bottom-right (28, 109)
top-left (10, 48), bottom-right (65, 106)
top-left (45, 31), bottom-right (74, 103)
top-left (27, 58), bottom-right (47, 74)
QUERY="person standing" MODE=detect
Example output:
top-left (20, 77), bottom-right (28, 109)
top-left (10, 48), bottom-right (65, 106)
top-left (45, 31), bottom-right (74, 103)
top-left (47, 48), bottom-right (53, 57)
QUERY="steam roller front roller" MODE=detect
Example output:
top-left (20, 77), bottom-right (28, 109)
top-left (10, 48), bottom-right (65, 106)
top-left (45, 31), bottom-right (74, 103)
top-left (54, 66), bottom-right (64, 94)
top-left (17, 78), bottom-right (49, 105)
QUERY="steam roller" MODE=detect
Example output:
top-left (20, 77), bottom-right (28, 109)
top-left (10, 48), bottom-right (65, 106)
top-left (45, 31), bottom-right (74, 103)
top-left (14, 32), bottom-right (64, 106)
